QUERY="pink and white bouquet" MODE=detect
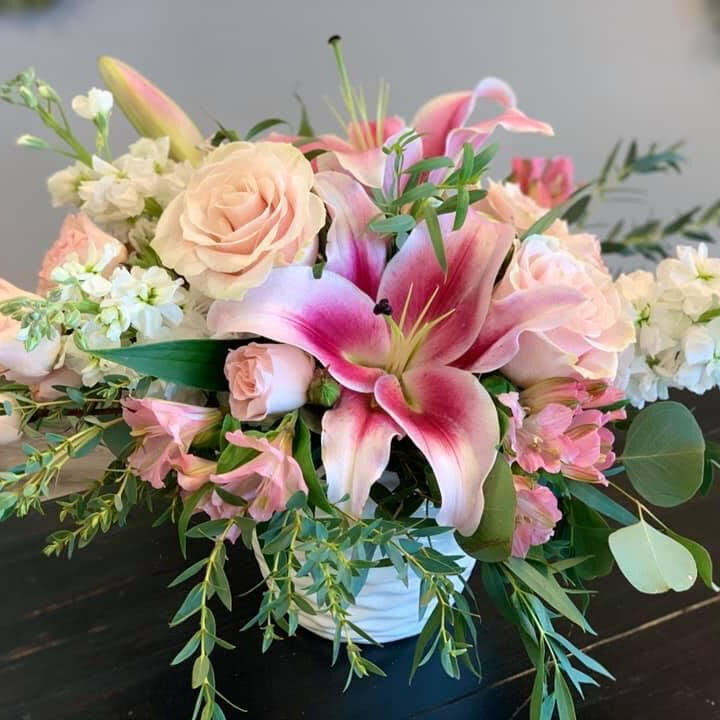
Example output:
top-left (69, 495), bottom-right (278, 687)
top-left (1, 38), bottom-right (718, 720)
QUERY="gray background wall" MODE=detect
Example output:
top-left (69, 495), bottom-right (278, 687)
top-left (1, 0), bottom-right (719, 289)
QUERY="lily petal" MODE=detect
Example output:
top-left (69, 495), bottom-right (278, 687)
top-left (443, 107), bottom-right (554, 162)
top-left (321, 388), bottom-right (403, 514)
top-left (374, 365), bottom-right (499, 536)
top-left (97, 56), bottom-right (204, 165)
top-left (377, 211), bottom-right (514, 367)
top-left (207, 266), bottom-right (390, 393)
top-left (313, 171), bottom-right (389, 297)
top-left (454, 286), bottom-right (585, 374)
top-left (413, 77), bottom-right (516, 159)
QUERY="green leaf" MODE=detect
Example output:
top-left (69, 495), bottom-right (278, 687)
top-left (402, 156), bottom-right (455, 175)
top-left (562, 194), bottom-right (591, 224)
top-left (546, 632), bottom-right (614, 680)
top-left (294, 93), bottom-right (314, 137)
top-left (504, 558), bottom-right (592, 632)
top-left (245, 117), bottom-right (288, 140)
top-left (102, 421), bottom-right (134, 458)
top-left (216, 441), bottom-right (259, 475)
top-left (455, 456), bottom-right (516, 562)
top-left (608, 520), bottom-right (697, 594)
top-left (170, 583), bottom-right (204, 626)
top-left (554, 671), bottom-right (577, 720)
top-left (423, 203), bottom-right (446, 272)
top-left (569, 499), bottom-right (614, 580)
top-left (293, 417), bottom-right (333, 513)
top-left (169, 558), bottom-right (208, 588)
top-left (368, 214), bottom-right (416, 235)
top-left (211, 563), bottom-right (233, 611)
top-left (520, 185), bottom-right (590, 241)
top-left (452, 186), bottom-right (469, 231)
top-left (529, 643), bottom-right (546, 720)
top-left (171, 631), bottom-right (201, 666)
top-left (394, 182), bottom-right (437, 207)
top-left (178, 485), bottom-right (213, 558)
top-left (185, 519), bottom-right (230, 539)
top-left (566, 480), bottom-right (637, 526)
top-left (409, 604), bottom-right (441, 683)
top-left (620, 401), bottom-right (705, 507)
top-left (667, 530), bottom-right (718, 592)
top-left (93, 340), bottom-right (241, 391)
top-left (191, 655), bottom-right (210, 688)
top-left (70, 432), bottom-right (101, 459)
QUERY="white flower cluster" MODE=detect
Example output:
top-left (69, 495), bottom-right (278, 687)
top-left (615, 243), bottom-right (720, 406)
top-left (47, 136), bottom-right (192, 226)
top-left (50, 257), bottom-right (194, 386)
top-left (71, 88), bottom-right (113, 120)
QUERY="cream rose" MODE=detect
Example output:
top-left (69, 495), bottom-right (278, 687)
top-left (0, 279), bottom-right (61, 381)
top-left (498, 234), bottom-right (634, 386)
top-left (225, 342), bottom-right (315, 421)
top-left (152, 142), bottom-right (325, 300)
top-left (37, 213), bottom-right (128, 295)
top-left (0, 393), bottom-right (22, 445)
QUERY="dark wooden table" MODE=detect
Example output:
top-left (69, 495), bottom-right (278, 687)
top-left (2, 391), bottom-right (719, 720)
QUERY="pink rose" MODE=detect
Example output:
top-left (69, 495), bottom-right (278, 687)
top-left (494, 233), bottom-right (634, 385)
top-left (499, 379), bottom-right (625, 483)
top-left (37, 213), bottom-right (128, 295)
top-left (0, 278), bottom-right (61, 381)
top-left (0, 393), bottom-right (22, 445)
top-left (210, 428), bottom-right (307, 523)
top-left (122, 396), bottom-right (221, 488)
top-left (225, 342), bottom-right (315, 421)
top-left (511, 156), bottom-right (575, 209)
top-left (512, 475), bottom-right (563, 559)
top-left (152, 141), bottom-right (325, 300)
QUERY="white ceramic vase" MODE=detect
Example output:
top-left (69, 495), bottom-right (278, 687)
top-left (253, 523), bottom-right (475, 644)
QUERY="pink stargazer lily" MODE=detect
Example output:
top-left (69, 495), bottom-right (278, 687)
top-left (208, 175), bottom-right (582, 535)
top-left (273, 77), bottom-right (553, 190)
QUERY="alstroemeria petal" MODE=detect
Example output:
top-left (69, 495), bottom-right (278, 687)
top-left (321, 388), bottom-right (403, 514)
top-left (313, 171), bottom-right (389, 298)
top-left (207, 266), bottom-right (390, 393)
top-left (376, 211), bottom-right (514, 367)
top-left (374, 366), bottom-right (499, 536)
top-left (455, 286), bottom-right (585, 374)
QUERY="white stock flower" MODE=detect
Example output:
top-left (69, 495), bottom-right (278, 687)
top-left (71, 88), bottom-right (114, 120)
top-left (49, 137), bottom-right (191, 226)
top-left (615, 245), bottom-right (720, 406)
top-left (105, 265), bottom-right (187, 340)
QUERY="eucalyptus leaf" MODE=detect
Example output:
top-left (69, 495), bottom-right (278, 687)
top-left (455, 455), bottom-right (516, 562)
top-left (621, 401), bottom-right (705, 507)
top-left (566, 480), bottom-right (637, 526)
top-left (608, 520), bottom-right (697, 594)
top-left (667, 530), bottom-right (718, 592)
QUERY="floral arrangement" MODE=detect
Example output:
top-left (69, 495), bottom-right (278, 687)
top-left (1, 38), bottom-right (719, 720)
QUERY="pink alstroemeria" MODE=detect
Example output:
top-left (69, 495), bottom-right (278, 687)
top-left (208, 188), bottom-right (579, 535)
top-left (274, 77), bottom-right (552, 192)
top-left (511, 156), bottom-right (575, 209)
top-left (499, 379), bottom-right (626, 484)
top-left (122, 397), bottom-right (221, 488)
top-left (512, 475), bottom-right (563, 558)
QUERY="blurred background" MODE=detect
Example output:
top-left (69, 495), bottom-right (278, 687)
top-left (0, 0), bottom-right (719, 288)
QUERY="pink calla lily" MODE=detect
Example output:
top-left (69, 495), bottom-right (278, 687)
top-left (208, 179), bottom-right (576, 535)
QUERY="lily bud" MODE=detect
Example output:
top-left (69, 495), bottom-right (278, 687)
top-left (97, 56), bottom-right (204, 165)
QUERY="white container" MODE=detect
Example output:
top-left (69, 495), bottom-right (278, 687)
top-left (252, 519), bottom-right (475, 644)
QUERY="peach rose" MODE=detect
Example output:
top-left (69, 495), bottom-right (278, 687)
top-left (0, 278), bottom-right (61, 381)
top-left (225, 342), bottom-right (315, 421)
top-left (30, 367), bottom-right (83, 402)
top-left (0, 393), bottom-right (22, 445)
top-left (37, 213), bottom-right (128, 295)
top-left (152, 141), bottom-right (325, 300)
top-left (497, 234), bottom-right (634, 386)
top-left (477, 180), bottom-right (570, 239)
